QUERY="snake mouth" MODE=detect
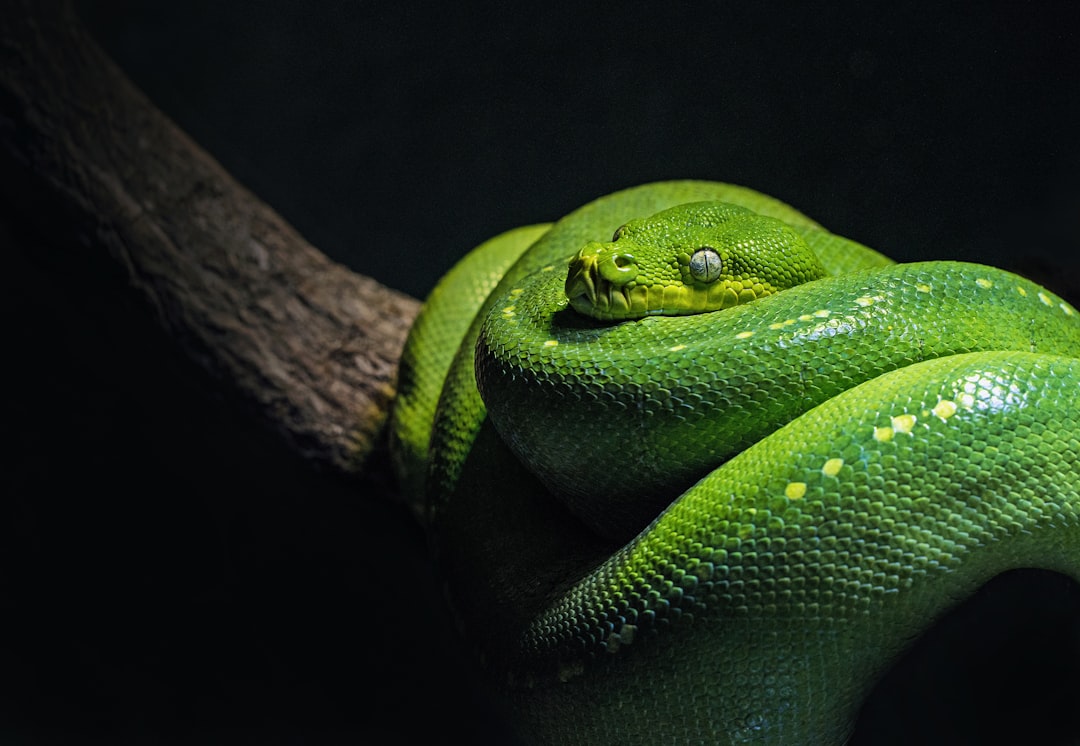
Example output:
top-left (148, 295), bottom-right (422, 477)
top-left (567, 268), bottom-right (751, 320)
top-left (566, 278), bottom-right (645, 319)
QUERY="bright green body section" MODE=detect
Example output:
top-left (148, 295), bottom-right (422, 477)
top-left (389, 181), bottom-right (1080, 744)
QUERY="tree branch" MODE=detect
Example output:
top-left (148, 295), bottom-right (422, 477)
top-left (0, 0), bottom-right (419, 477)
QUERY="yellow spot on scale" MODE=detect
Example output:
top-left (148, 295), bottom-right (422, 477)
top-left (1016, 286), bottom-right (1028, 297)
top-left (785, 482), bottom-right (807, 500)
top-left (541, 265), bottom-right (556, 272)
top-left (798, 314), bottom-right (814, 322)
top-left (669, 344), bottom-right (686, 352)
top-left (543, 340), bottom-right (558, 347)
top-left (916, 283), bottom-right (932, 293)
top-left (735, 331), bottom-right (755, 339)
top-left (975, 278), bottom-right (993, 289)
top-left (822, 458), bottom-right (844, 477)
top-left (1063, 303), bottom-right (1075, 316)
top-left (502, 305), bottom-right (516, 315)
top-left (873, 426), bottom-right (894, 443)
top-left (891, 413), bottom-right (916, 434)
top-left (510, 288), bottom-right (524, 296)
top-left (854, 296), bottom-right (875, 307)
top-left (933, 399), bottom-right (958, 419)
top-left (769, 322), bottom-right (786, 330)
top-left (1038, 291), bottom-right (1053, 306)
top-left (813, 309), bottom-right (831, 318)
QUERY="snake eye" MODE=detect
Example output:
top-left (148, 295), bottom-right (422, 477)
top-left (612, 224), bottom-right (627, 241)
top-left (689, 247), bottom-right (723, 283)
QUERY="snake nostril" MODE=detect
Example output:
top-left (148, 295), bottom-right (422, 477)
top-left (599, 253), bottom-right (638, 285)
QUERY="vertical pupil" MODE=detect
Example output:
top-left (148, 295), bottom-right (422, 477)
top-left (691, 248), bottom-right (721, 282)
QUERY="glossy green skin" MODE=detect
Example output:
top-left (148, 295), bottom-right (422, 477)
top-left (390, 182), bottom-right (1080, 745)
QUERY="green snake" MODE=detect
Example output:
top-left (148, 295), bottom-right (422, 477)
top-left (389, 181), bottom-right (1080, 745)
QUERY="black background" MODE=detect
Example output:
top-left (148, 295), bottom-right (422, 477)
top-left (4, 1), bottom-right (1080, 744)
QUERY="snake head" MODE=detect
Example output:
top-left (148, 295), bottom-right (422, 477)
top-left (565, 201), bottom-right (828, 321)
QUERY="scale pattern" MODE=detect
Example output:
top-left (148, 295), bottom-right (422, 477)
top-left (513, 351), bottom-right (1080, 744)
top-left (478, 261), bottom-right (1080, 541)
top-left (389, 182), bottom-right (1080, 745)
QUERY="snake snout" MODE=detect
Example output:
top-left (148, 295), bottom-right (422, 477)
top-left (566, 242), bottom-right (639, 315)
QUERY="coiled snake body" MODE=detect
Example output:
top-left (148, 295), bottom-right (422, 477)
top-left (390, 181), bottom-right (1080, 744)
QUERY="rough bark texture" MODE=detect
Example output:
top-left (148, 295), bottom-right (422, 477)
top-left (0, 0), bottom-right (419, 477)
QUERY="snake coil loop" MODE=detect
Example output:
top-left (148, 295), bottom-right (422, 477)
top-left (391, 181), bottom-right (1080, 745)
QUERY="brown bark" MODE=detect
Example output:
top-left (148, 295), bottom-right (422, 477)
top-left (0, 0), bottom-right (419, 477)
